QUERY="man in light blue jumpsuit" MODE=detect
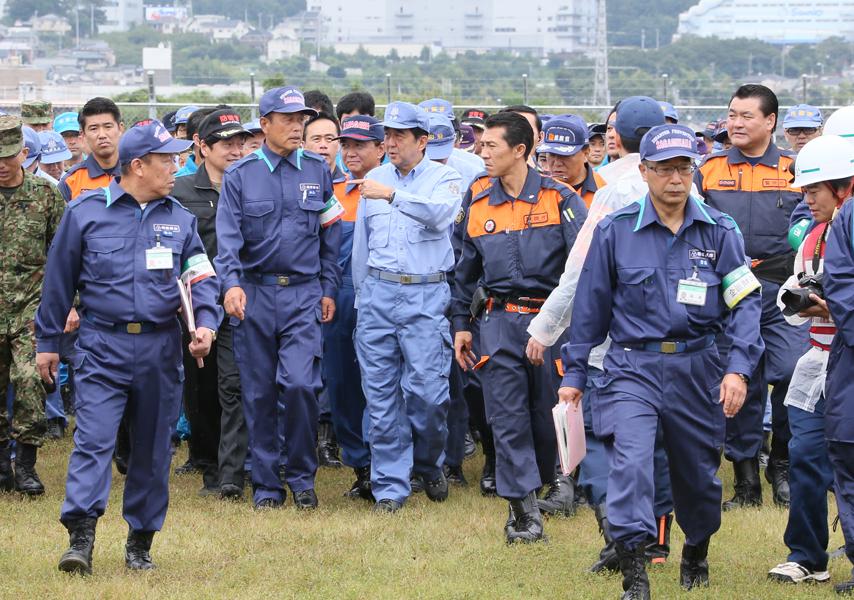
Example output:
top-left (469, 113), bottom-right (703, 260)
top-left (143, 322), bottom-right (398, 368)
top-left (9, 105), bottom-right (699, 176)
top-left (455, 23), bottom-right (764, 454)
top-left (215, 86), bottom-right (343, 510)
top-left (560, 125), bottom-right (763, 599)
top-left (35, 120), bottom-right (220, 574)
top-left (352, 102), bottom-right (462, 513)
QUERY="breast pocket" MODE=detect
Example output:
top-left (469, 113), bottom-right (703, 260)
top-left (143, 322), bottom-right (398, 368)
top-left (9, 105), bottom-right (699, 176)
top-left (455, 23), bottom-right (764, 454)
top-left (299, 199), bottom-right (326, 237)
top-left (148, 239), bottom-right (184, 284)
top-left (365, 203), bottom-right (392, 250)
top-left (616, 267), bottom-right (658, 316)
top-left (15, 211), bottom-right (47, 266)
top-left (243, 201), bottom-right (275, 240)
top-left (689, 268), bottom-right (723, 319)
top-left (87, 237), bottom-right (125, 281)
top-left (406, 224), bottom-right (446, 244)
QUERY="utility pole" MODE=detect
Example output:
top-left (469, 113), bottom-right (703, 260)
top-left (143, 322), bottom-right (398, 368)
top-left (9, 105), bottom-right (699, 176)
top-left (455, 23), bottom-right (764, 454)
top-left (593, 0), bottom-right (610, 107)
top-left (523, 73), bottom-right (528, 105)
top-left (655, 28), bottom-right (659, 50)
top-left (748, 51), bottom-right (753, 76)
top-left (90, 3), bottom-right (94, 37)
top-left (641, 28), bottom-right (645, 51)
top-left (662, 74), bottom-right (668, 103)
top-left (802, 74), bottom-right (808, 103)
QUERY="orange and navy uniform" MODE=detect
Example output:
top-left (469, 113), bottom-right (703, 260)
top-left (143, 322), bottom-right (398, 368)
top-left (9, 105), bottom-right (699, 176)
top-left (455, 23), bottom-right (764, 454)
top-left (552, 164), bottom-right (607, 209)
top-left (451, 166), bottom-right (588, 333)
top-left (58, 153), bottom-right (121, 203)
top-left (332, 168), bottom-right (360, 285)
top-left (694, 144), bottom-right (801, 269)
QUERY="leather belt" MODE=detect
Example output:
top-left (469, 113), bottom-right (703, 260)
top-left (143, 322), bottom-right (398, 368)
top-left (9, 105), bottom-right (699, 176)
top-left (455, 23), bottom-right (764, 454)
top-left (622, 334), bottom-right (716, 354)
top-left (83, 311), bottom-right (159, 334)
top-left (487, 297), bottom-right (546, 314)
top-left (369, 267), bottom-right (446, 285)
top-left (243, 272), bottom-right (319, 286)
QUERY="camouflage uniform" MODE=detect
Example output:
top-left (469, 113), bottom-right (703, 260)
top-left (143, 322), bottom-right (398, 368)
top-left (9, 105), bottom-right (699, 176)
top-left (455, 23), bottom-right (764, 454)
top-left (21, 100), bottom-right (53, 126)
top-left (0, 122), bottom-right (65, 447)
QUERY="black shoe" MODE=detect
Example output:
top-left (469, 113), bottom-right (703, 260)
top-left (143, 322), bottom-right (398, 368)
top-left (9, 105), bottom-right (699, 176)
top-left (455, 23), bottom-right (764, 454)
top-left (443, 463), bottom-right (468, 486)
top-left (573, 479), bottom-right (588, 511)
top-left (61, 384), bottom-right (74, 415)
top-left (279, 464), bottom-right (287, 485)
top-left (616, 543), bottom-right (651, 600)
top-left (174, 457), bottom-right (201, 475)
top-left (373, 499), bottom-right (403, 514)
top-left (125, 530), bottom-right (156, 570)
top-left (759, 431), bottom-right (771, 471)
top-left (423, 472), bottom-right (449, 502)
top-left (831, 545), bottom-right (847, 561)
top-left (59, 517), bottom-right (97, 576)
top-left (646, 513), bottom-right (673, 564)
top-left (410, 473), bottom-right (426, 494)
top-left (344, 466), bottom-right (374, 501)
top-left (220, 484), bottom-right (244, 501)
top-left (464, 430), bottom-right (477, 458)
top-left (470, 426), bottom-right (482, 446)
top-left (198, 484), bottom-right (220, 497)
top-left (14, 443), bottom-right (44, 495)
top-left (0, 445), bottom-right (13, 492)
top-left (316, 422), bottom-right (345, 468)
top-left (680, 539), bottom-right (711, 589)
top-left (255, 498), bottom-right (281, 511)
top-left (504, 503), bottom-right (517, 537)
top-left (587, 504), bottom-right (620, 573)
top-left (507, 491), bottom-right (547, 544)
top-left (293, 489), bottom-right (318, 509)
top-left (480, 453), bottom-right (497, 497)
top-left (722, 457), bottom-right (762, 510)
top-left (766, 460), bottom-right (791, 508)
top-left (836, 578), bottom-right (854, 594)
top-left (46, 418), bottom-right (65, 440)
top-left (538, 472), bottom-right (576, 517)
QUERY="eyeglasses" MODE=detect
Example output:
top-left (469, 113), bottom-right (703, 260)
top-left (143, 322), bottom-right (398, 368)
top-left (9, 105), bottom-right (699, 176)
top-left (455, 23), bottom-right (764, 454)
top-left (785, 127), bottom-right (819, 136)
top-left (642, 162), bottom-right (696, 177)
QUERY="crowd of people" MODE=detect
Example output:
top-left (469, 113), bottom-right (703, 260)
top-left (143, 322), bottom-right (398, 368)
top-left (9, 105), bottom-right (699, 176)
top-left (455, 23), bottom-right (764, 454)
top-left (1, 84), bottom-right (854, 598)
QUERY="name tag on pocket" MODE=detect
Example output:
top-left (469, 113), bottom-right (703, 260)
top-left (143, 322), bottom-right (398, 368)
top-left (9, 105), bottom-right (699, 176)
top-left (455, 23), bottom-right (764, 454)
top-left (677, 278), bottom-right (707, 306)
top-left (146, 246), bottom-right (174, 270)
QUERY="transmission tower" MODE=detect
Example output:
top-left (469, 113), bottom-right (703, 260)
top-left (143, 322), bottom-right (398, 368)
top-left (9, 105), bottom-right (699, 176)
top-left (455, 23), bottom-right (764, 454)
top-left (592, 0), bottom-right (610, 107)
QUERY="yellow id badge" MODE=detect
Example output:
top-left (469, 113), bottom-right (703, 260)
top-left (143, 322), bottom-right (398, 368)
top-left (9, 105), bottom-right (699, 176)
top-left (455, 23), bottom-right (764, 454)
top-left (145, 245), bottom-right (174, 270)
top-left (677, 278), bottom-right (707, 306)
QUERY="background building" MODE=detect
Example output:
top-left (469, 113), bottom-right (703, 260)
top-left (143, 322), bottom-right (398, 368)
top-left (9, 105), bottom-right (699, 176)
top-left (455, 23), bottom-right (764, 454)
top-left (677, 0), bottom-right (854, 44)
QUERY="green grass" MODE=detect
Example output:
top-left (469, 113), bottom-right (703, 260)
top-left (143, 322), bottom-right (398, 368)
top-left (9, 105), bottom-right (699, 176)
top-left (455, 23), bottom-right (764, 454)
top-left (0, 430), bottom-right (847, 599)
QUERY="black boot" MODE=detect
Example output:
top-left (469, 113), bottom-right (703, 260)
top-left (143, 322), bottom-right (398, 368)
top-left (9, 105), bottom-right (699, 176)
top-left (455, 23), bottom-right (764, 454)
top-left (506, 491), bottom-right (547, 544)
top-left (344, 466), bottom-right (373, 501)
top-left (759, 431), bottom-right (771, 470)
top-left (504, 503), bottom-right (516, 537)
top-left (0, 445), bottom-right (13, 492)
top-left (14, 443), bottom-right (44, 495)
top-left (443, 463), bottom-right (468, 486)
top-left (616, 543), bottom-right (651, 600)
top-left (480, 453), bottom-right (497, 497)
top-left (115, 416), bottom-right (132, 475)
top-left (646, 513), bottom-right (673, 564)
top-left (587, 504), bottom-right (620, 573)
top-left (125, 530), bottom-right (156, 570)
top-left (46, 418), bottom-right (65, 440)
top-left (722, 457), bottom-right (762, 510)
top-left (538, 471), bottom-right (576, 517)
top-left (465, 429), bottom-right (477, 458)
top-left (316, 422), bottom-right (344, 468)
top-left (680, 539), bottom-right (710, 589)
top-left (765, 440), bottom-right (790, 508)
top-left (59, 517), bottom-right (97, 575)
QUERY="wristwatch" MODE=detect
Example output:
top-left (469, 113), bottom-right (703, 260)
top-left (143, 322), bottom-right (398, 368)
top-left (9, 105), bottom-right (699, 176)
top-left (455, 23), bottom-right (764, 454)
top-left (388, 190), bottom-right (396, 204)
top-left (738, 373), bottom-right (750, 384)
top-left (209, 330), bottom-right (217, 343)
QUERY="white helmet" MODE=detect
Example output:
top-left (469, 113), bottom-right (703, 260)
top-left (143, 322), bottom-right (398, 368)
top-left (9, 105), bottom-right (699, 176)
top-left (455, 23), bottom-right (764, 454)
top-left (822, 106), bottom-right (854, 146)
top-left (792, 134), bottom-right (854, 187)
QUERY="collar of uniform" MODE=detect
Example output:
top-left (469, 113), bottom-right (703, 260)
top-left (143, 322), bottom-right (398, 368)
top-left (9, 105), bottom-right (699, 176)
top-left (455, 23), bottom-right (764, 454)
top-left (633, 193), bottom-right (716, 232)
top-left (487, 166), bottom-right (543, 206)
top-left (577, 164), bottom-right (598, 197)
top-left (331, 165), bottom-right (347, 184)
top-left (345, 174), bottom-right (360, 195)
top-left (194, 161), bottom-right (214, 190)
top-left (85, 152), bottom-right (121, 179)
top-left (392, 153), bottom-right (431, 181)
top-left (103, 179), bottom-right (171, 211)
top-left (725, 141), bottom-right (782, 167)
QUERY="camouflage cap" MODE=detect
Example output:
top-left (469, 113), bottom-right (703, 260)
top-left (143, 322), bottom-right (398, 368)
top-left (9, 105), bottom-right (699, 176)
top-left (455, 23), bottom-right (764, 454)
top-left (21, 99), bottom-right (53, 125)
top-left (0, 116), bottom-right (23, 158)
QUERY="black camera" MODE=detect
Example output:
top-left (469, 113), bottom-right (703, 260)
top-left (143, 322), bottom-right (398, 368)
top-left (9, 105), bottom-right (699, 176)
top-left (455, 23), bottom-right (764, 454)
top-left (781, 272), bottom-right (825, 316)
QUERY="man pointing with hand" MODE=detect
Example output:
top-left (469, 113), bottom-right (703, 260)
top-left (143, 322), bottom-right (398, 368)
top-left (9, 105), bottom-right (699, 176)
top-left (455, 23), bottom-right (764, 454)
top-left (558, 125), bottom-right (763, 599)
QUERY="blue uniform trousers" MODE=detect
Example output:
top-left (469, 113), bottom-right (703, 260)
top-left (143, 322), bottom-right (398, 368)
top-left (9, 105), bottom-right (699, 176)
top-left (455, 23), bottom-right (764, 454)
top-left (785, 398), bottom-right (835, 572)
top-left (580, 366), bottom-right (674, 514)
top-left (322, 283), bottom-right (370, 469)
top-left (828, 441), bottom-right (854, 573)
top-left (462, 318), bottom-right (494, 457)
top-left (234, 278), bottom-right (323, 504)
top-left (724, 284), bottom-right (809, 460)
top-left (594, 345), bottom-right (725, 549)
top-left (444, 338), bottom-right (470, 468)
top-left (61, 321), bottom-right (183, 532)
top-left (479, 309), bottom-right (562, 499)
top-left (355, 276), bottom-right (452, 503)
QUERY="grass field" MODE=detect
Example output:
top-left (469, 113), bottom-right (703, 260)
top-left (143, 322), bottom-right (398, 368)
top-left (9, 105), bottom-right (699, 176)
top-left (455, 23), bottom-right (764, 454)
top-left (0, 431), bottom-right (849, 600)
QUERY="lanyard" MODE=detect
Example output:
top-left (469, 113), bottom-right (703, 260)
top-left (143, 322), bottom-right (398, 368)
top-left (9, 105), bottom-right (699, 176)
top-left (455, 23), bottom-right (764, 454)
top-left (811, 223), bottom-right (828, 273)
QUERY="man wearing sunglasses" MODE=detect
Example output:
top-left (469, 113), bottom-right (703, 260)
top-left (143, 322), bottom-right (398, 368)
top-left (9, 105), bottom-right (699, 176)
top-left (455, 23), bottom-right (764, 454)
top-left (783, 104), bottom-right (823, 153)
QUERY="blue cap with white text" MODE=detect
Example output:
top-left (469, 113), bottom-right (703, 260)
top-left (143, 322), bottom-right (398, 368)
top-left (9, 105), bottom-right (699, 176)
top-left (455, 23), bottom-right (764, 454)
top-left (640, 124), bottom-right (702, 162)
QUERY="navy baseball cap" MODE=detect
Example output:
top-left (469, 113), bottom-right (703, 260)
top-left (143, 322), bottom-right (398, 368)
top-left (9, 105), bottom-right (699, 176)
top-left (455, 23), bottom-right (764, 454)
top-left (336, 115), bottom-right (384, 142)
top-left (659, 101), bottom-right (678, 122)
top-left (37, 130), bottom-right (72, 164)
top-left (243, 119), bottom-right (262, 134)
top-left (419, 98), bottom-right (455, 124)
top-left (640, 124), bottom-right (702, 162)
top-left (132, 119), bottom-right (154, 128)
top-left (588, 123), bottom-right (607, 138)
top-left (259, 86), bottom-right (318, 118)
top-left (118, 119), bottom-right (193, 165)
top-left (54, 112), bottom-right (80, 134)
top-left (616, 96), bottom-right (666, 140)
top-left (22, 125), bottom-right (40, 168)
top-left (784, 104), bottom-right (822, 129)
top-left (161, 110), bottom-right (178, 132)
top-left (699, 119), bottom-right (719, 139)
top-left (461, 108), bottom-right (488, 129)
top-left (540, 113), bottom-right (555, 126)
top-left (426, 112), bottom-right (455, 160)
top-left (713, 119), bottom-right (729, 143)
top-left (537, 115), bottom-right (589, 156)
top-left (460, 124), bottom-right (476, 152)
top-left (380, 102), bottom-right (430, 131)
top-left (174, 105), bottom-right (200, 125)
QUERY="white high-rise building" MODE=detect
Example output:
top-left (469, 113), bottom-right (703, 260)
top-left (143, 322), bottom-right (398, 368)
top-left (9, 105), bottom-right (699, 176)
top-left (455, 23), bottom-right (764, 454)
top-left (677, 0), bottom-right (854, 44)
top-left (309, 0), bottom-right (599, 55)
top-left (99, 0), bottom-right (145, 34)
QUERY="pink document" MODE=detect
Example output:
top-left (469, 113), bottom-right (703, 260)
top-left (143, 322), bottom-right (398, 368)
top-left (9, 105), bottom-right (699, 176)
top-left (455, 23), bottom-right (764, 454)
top-left (553, 401), bottom-right (587, 476)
